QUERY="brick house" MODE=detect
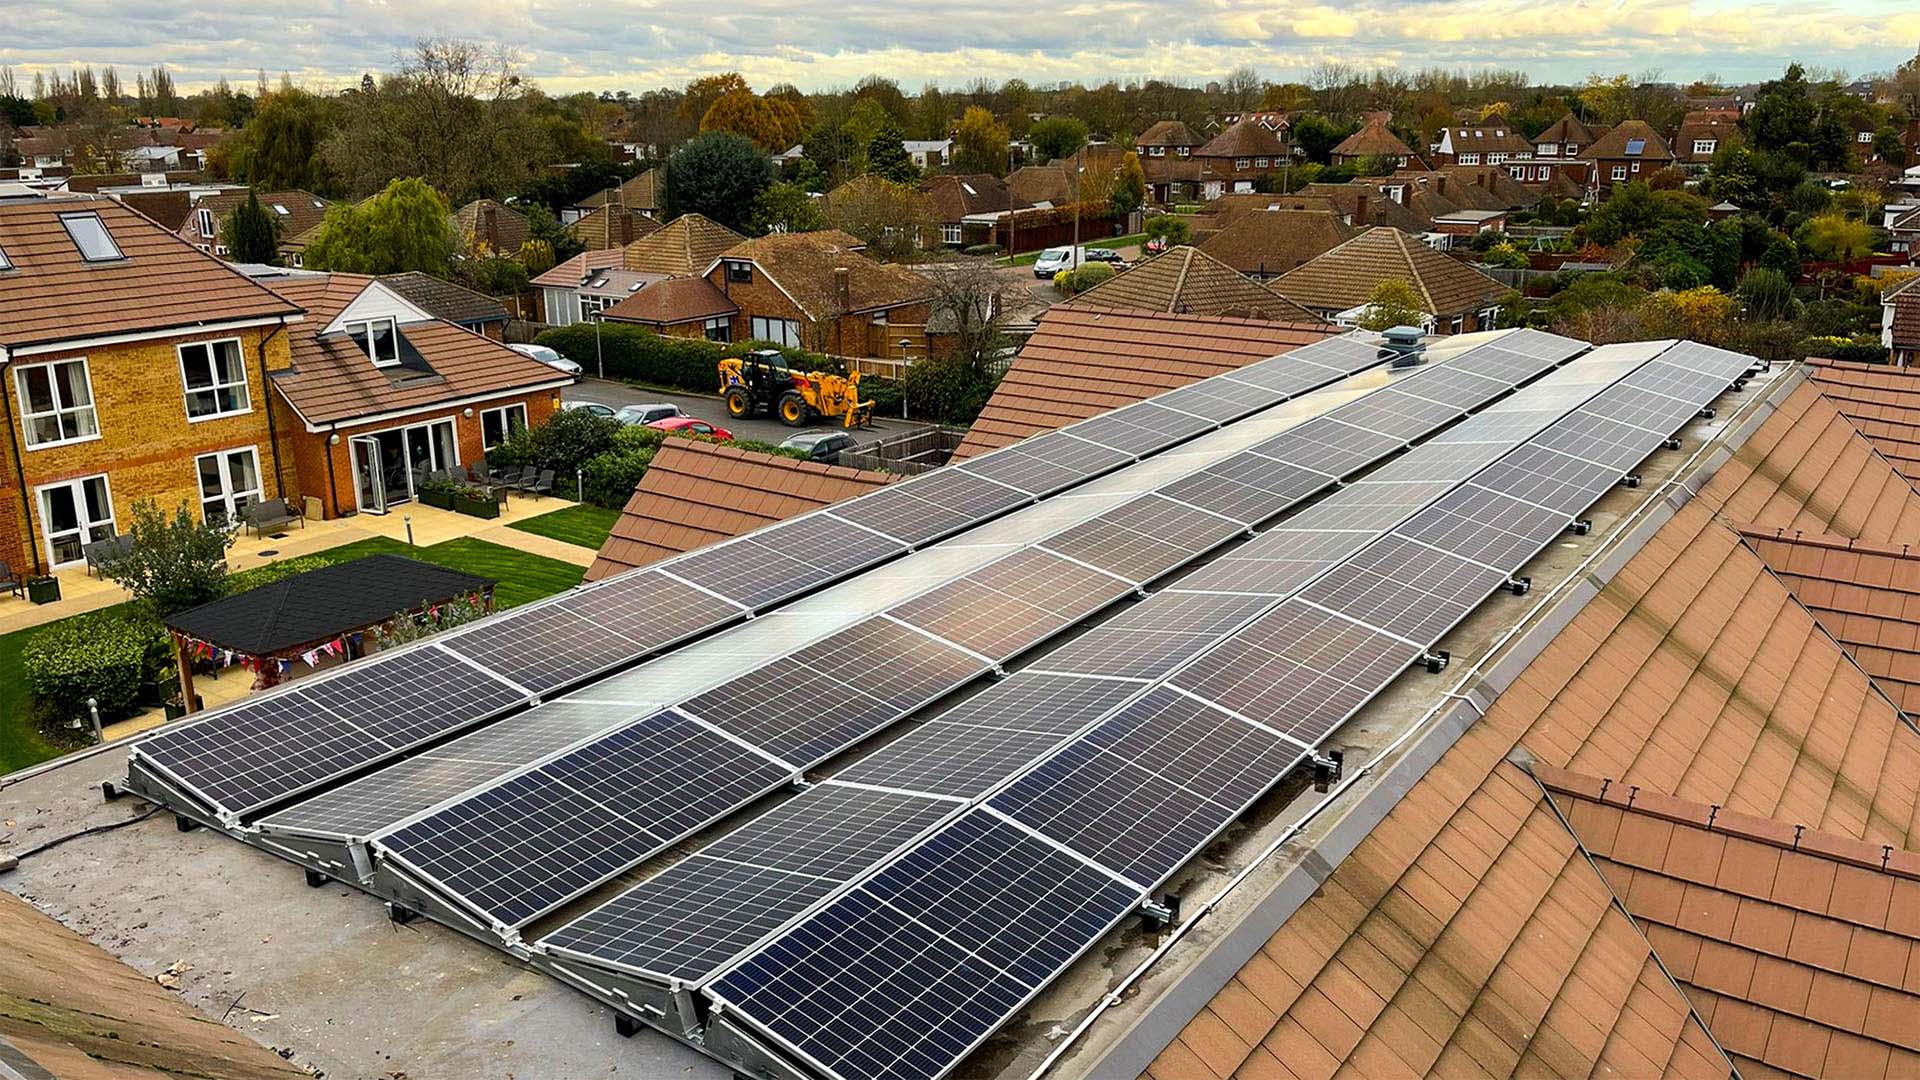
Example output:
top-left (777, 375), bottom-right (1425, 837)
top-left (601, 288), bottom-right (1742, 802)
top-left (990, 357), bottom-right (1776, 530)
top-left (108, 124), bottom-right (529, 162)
top-left (1269, 226), bottom-right (1507, 333)
top-left (917, 175), bottom-right (1023, 246)
top-left (1193, 119), bottom-right (1293, 199)
top-left (0, 199), bottom-right (304, 574)
top-left (702, 230), bottom-right (932, 359)
top-left (1523, 113), bottom-right (1603, 188)
top-left (1136, 120), bottom-right (1207, 204)
top-left (1586, 119), bottom-right (1675, 195)
top-left (1672, 108), bottom-right (1742, 171)
top-left (1329, 119), bottom-right (1415, 168)
top-left (262, 274), bottom-right (572, 518)
top-left (177, 189), bottom-right (330, 265)
top-left (1428, 124), bottom-right (1532, 168)
top-left (598, 276), bottom-right (738, 341)
top-left (452, 199), bottom-right (530, 258)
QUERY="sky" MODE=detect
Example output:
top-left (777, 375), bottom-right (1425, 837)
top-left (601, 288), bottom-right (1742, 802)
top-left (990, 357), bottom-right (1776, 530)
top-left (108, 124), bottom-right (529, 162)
top-left (3, 0), bottom-right (1917, 97)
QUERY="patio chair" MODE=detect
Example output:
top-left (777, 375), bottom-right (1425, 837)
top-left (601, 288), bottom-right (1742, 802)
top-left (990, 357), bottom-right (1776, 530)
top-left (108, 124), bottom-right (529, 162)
top-left (522, 469), bottom-right (556, 499)
top-left (0, 558), bottom-right (23, 599)
top-left (243, 498), bottom-right (305, 538)
top-left (83, 534), bottom-right (135, 578)
top-left (495, 466), bottom-right (531, 490)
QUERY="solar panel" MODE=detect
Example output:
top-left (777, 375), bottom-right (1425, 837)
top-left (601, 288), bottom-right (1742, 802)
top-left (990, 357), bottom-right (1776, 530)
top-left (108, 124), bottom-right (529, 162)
top-left (1251, 420), bottom-right (1406, 476)
top-left (1467, 443), bottom-right (1622, 513)
top-left (1340, 387), bottom-right (1467, 441)
top-left (442, 603), bottom-right (646, 695)
top-left (1000, 431), bottom-right (1133, 476)
top-left (668, 520), bottom-right (903, 609)
top-left (378, 709), bottom-right (791, 927)
top-left (1280, 479), bottom-right (1459, 533)
top-left (1531, 411), bottom-right (1666, 470)
top-left (890, 548), bottom-right (1135, 658)
top-left (953, 444), bottom-right (1092, 497)
top-left (1296, 534), bottom-right (1508, 643)
top-left (1394, 487), bottom-right (1575, 572)
top-left (1388, 365), bottom-right (1510, 410)
top-left (1229, 336), bottom-right (1382, 388)
top-left (1154, 452), bottom-right (1335, 526)
top-left (986, 686), bottom-right (1301, 884)
top-left (825, 485), bottom-right (982, 546)
top-left (139, 691), bottom-right (406, 817)
top-left (1168, 527), bottom-right (1372, 598)
top-left (1151, 375), bottom-right (1291, 421)
top-left (1578, 382), bottom-right (1704, 435)
top-left (555, 571), bottom-right (747, 647)
top-left (1039, 494), bottom-right (1246, 582)
top-left (1065, 401), bottom-right (1215, 455)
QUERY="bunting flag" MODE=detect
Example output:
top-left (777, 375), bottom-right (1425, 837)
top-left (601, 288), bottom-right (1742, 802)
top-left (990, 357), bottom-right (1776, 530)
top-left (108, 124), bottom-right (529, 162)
top-left (171, 631), bottom-right (351, 673)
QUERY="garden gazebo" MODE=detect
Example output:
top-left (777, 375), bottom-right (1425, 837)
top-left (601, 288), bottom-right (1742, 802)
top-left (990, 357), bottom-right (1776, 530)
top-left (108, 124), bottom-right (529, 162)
top-left (162, 555), bottom-right (495, 714)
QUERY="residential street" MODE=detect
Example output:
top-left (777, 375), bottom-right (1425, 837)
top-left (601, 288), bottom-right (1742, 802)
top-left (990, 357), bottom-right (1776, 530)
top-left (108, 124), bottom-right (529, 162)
top-left (565, 377), bottom-right (921, 445)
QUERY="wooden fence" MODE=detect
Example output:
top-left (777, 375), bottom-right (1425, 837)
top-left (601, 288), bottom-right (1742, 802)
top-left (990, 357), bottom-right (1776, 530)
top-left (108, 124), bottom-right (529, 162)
top-left (834, 425), bottom-right (968, 475)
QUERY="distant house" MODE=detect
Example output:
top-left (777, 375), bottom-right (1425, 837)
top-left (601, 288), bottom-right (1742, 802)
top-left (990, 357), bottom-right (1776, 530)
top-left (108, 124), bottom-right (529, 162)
top-left (1006, 164), bottom-right (1072, 207)
top-left (564, 168), bottom-right (662, 224)
top-left (1885, 277), bottom-right (1919, 365)
top-left (453, 199), bottom-right (530, 258)
top-left (903, 140), bottom-right (953, 170)
top-left (378, 272), bottom-right (511, 340)
top-left (177, 189), bottom-right (330, 265)
top-left (1270, 226), bottom-right (1507, 332)
top-left (617, 213), bottom-right (748, 277)
top-left (1887, 205), bottom-right (1920, 255)
top-left (1329, 119), bottom-right (1415, 169)
top-left (1428, 125), bottom-right (1531, 168)
top-left (1673, 110), bottom-right (1742, 171)
top-left (599, 276), bottom-right (738, 341)
top-left (1136, 120), bottom-right (1207, 203)
top-left (531, 249), bottom-right (664, 327)
top-left (1195, 209), bottom-right (1355, 280)
top-left (1192, 119), bottom-right (1293, 199)
top-left (702, 230), bottom-right (931, 357)
top-left (1586, 120), bottom-right (1674, 194)
top-left (917, 174), bottom-right (1023, 246)
top-left (1526, 113), bottom-right (1603, 187)
top-left (565, 204), bottom-right (661, 251)
top-left (1064, 246), bottom-right (1324, 322)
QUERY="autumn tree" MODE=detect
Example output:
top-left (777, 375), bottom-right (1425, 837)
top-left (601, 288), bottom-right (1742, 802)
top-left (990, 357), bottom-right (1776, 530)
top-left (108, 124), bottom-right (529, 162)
top-left (953, 107), bottom-right (1010, 176)
top-left (301, 176), bottom-right (458, 276)
top-left (679, 73), bottom-right (750, 125)
top-left (701, 87), bottom-right (806, 152)
top-left (823, 175), bottom-right (931, 261)
top-left (1797, 213), bottom-right (1875, 262)
top-left (1355, 279), bottom-right (1426, 331)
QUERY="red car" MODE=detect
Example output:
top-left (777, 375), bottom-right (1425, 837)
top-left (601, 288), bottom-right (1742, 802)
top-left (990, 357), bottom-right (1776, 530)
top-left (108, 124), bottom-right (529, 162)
top-left (648, 416), bottom-right (734, 440)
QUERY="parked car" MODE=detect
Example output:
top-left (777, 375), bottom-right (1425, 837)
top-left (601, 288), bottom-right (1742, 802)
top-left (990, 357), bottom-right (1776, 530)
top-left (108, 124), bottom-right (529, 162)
top-left (507, 342), bottom-right (583, 379)
top-left (1086, 248), bottom-right (1127, 267)
top-left (560, 400), bottom-right (616, 419)
top-left (614, 403), bottom-right (686, 426)
top-left (650, 416), bottom-right (733, 440)
top-left (780, 430), bottom-right (857, 462)
top-left (1032, 246), bottom-right (1084, 278)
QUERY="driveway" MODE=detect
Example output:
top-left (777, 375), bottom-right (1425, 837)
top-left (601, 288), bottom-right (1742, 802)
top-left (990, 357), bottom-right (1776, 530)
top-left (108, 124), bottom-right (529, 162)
top-left (565, 378), bottom-right (919, 446)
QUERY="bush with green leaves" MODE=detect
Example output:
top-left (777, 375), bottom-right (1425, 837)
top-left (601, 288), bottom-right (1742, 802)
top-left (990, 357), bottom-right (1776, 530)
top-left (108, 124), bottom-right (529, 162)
top-left (487, 406), bottom-right (621, 477)
top-left (1798, 336), bottom-right (1888, 363)
top-left (901, 356), bottom-right (999, 426)
top-left (101, 499), bottom-right (237, 617)
top-left (23, 608), bottom-right (167, 720)
top-left (1054, 263), bottom-right (1115, 296)
top-left (224, 555), bottom-right (335, 596)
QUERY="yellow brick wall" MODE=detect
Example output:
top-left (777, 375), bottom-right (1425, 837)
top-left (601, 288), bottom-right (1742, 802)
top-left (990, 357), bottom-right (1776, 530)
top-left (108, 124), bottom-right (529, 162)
top-left (1, 323), bottom-right (296, 572)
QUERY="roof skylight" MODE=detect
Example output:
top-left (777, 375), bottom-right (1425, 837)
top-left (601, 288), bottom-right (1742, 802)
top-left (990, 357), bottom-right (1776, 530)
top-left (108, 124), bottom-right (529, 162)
top-left (60, 212), bottom-right (124, 262)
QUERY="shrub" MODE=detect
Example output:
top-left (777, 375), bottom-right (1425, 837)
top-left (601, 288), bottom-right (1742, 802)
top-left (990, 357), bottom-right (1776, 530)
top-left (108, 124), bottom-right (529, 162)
top-left (102, 499), bottom-right (237, 617)
top-left (1799, 335), bottom-right (1888, 363)
top-left (901, 356), bottom-right (998, 426)
top-left (489, 407), bottom-right (620, 478)
top-left (579, 443), bottom-right (659, 508)
top-left (861, 377), bottom-right (903, 418)
top-left (1055, 263), bottom-right (1115, 296)
top-left (962, 243), bottom-right (1003, 257)
top-left (225, 555), bottom-right (334, 596)
top-left (23, 608), bottom-right (167, 720)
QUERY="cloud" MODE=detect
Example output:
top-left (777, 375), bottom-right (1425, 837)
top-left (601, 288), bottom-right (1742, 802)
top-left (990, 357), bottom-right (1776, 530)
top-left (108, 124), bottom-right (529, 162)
top-left (1, 0), bottom-right (1914, 94)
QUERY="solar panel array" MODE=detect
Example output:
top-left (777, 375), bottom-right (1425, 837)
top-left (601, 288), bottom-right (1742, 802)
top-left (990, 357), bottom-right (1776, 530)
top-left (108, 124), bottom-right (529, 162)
top-left (538, 330), bottom-right (1589, 987)
top-left (135, 336), bottom-right (1388, 823)
top-left (702, 340), bottom-right (1757, 1080)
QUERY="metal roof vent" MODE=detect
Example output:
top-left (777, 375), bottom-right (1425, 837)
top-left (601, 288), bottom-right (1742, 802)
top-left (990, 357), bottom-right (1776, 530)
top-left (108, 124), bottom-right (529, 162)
top-left (1381, 325), bottom-right (1427, 367)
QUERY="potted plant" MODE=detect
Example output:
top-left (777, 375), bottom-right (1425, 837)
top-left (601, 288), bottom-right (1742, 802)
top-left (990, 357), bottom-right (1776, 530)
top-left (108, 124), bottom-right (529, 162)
top-left (417, 473), bottom-right (458, 510)
top-left (26, 574), bottom-right (60, 604)
top-left (451, 483), bottom-right (500, 520)
top-left (157, 663), bottom-right (203, 720)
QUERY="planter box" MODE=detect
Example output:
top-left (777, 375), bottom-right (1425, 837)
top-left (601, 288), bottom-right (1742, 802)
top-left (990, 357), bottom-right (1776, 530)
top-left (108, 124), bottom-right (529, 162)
top-left (26, 576), bottom-right (60, 604)
top-left (164, 694), bottom-right (204, 721)
top-left (452, 494), bottom-right (500, 520)
top-left (419, 489), bottom-right (454, 510)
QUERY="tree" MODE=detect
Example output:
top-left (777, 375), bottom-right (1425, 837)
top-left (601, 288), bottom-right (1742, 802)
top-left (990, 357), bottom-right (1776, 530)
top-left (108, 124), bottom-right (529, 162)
top-left (1111, 152), bottom-right (1146, 216)
top-left (1289, 114), bottom-right (1357, 164)
top-left (750, 181), bottom-right (825, 235)
top-left (823, 175), bottom-right (932, 261)
top-left (1743, 65), bottom-right (1817, 157)
top-left (663, 131), bottom-right (775, 232)
top-left (679, 73), bottom-right (750, 125)
top-left (1735, 268), bottom-right (1798, 321)
top-left (866, 117), bottom-right (917, 183)
top-left (953, 106), bottom-right (1009, 176)
top-left (1758, 235), bottom-right (1803, 281)
top-left (1797, 213), bottom-right (1875, 262)
top-left (1356, 279), bottom-right (1426, 331)
top-left (922, 260), bottom-right (1020, 370)
top-left (1028, 116), bottom-right (1089, 162)
top-left (1220, 66), bottom-right (1264, 111)
top-left (701, 88), bottom-right (805, 151)
top-left (102, 499), bottom-right (236, 617)
top-left (301, 176), bottom-right (458, 276)
top-left (222, 191), bottom-right (282, 265)
top-left (1144, 215), bottom-right (1191, 248)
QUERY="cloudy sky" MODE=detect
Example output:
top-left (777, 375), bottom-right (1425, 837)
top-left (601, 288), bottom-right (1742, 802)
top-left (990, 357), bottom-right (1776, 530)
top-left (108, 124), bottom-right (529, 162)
top-left (4, 0), bottom-right (1917, 95)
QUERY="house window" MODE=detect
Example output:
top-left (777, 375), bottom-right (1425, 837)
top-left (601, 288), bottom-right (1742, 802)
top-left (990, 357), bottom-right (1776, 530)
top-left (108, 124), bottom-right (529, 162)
top-left (725, 260), bottom-right (753, 283)
top-left (1611, 165), bottom-right (1628, 181)
top-left (15, 358), bottom-right (100, 448)
top-left (288, 252), bottom-right (302, 267)
top-left (196, 206), bottom-right (214, 238)
top-left (346, 317), bottom-right (401, 366)
top-left (1235, 158), bottom-right (1249, 169)
top-left (750, 316), bottom-right (802, 348)
top-left (1537, 165), bottom-right (1551, 180)
top-left (1537, 144), bottom-right (1558, 156)
top-left (578, 295), bottom-right (617, 321)
top-left (1149, 146), bottom-right (1165, 156)
top-left (1859, 131), bottom-right (1874, 143)
top-left (1458, 153), bottom-right (1481, 165)
top-left (36, 474), bottom-right (114, 568)
top-left (1693, 140), bottom-right (1716, 155)
top-left (1255, 157), bottom-right (1269, 168)
top-left (1631, 162), bottom-right (1640, 172)
top-left (703, 317), bottom-right (730, 342)
top-left (1487, 153), bottom-right (1506, 164)
top-left (195, 447), bottom-right (262, 524)
top-left (178, 338), bottom-right (250, 420)
top-left (942, 224), bottom-right (962, 245)
top-left (480, 403), bottom-right (528, 450)
top-left (60, 212), bottom-right (124, 262)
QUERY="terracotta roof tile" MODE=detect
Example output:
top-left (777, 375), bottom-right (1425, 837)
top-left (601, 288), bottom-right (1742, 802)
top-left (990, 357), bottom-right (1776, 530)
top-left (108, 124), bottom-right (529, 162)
top-left (621, 213), bottom-right (746, 277)
top-left (453, 199), bottom-right (530, 255)
top-left (1194, 210), bottom-right (1355, 278)
top-left (600, 276), bottom-right (737, 326)
top-left (1588, 119), bottom-right (1676, 162)
top-left (178, 188), bottom-right (330, 247)
top-left (1269, 227), bottom-right (1505, 317)
top-left (584, 439), bottom-right (897, 581)
top-left (952, 306), bottom-right (1338, 458)
top-left (1331, 120), bottom-right (1414, 160)
top-left (715, 229), bottom-right (928, 319)
top-left (1194, 119), bottom-right (1290, 160)
top-left (1064, 246), bottom-right (1324, 322)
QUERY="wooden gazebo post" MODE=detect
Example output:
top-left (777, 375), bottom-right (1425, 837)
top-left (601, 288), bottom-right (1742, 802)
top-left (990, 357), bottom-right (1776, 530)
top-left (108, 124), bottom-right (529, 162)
top-left (172, 634), bottom-right (199, 716)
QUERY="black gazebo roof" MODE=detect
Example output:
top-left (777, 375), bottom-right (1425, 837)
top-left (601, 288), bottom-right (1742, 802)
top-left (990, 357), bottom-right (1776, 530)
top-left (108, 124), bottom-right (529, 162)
top-left (164, 554), bottom-right (495, 657)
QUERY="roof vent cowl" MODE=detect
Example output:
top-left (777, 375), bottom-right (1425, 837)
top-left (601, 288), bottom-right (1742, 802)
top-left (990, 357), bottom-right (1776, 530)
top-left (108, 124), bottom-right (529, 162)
top-left (1381, 325), bottom-right (1428, 367)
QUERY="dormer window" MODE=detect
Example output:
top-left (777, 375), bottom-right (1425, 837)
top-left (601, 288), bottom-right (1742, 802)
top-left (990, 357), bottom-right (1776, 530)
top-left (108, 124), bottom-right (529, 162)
top-left (725, 260), bottom-right (753, 283)
top-left (61, 213), bottom-right (124, 262)
top-left (196, 207), bottom-right (214, 237)
top-left (346, 317), bottom-right (400, 367)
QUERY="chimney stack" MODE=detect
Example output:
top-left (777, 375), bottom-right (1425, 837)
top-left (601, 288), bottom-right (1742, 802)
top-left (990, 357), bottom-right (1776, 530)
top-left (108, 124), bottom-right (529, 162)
top-left (1435, 175), bottom-right (1448, 198)
top-left (1354, 192), bottom-right (1369, 226)
top-left (834, 266), bottom-right (852, 312)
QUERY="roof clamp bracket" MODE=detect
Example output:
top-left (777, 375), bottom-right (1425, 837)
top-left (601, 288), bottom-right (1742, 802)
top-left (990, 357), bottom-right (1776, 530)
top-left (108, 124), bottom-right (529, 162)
top-left (1505, 576), bottom-right (1532, 597)
top-left (1663, 436), bottom-right (1683, 451)
top-left (1568, 518), bottom-right (1593, 536)
top-left (1620, 473), bottom-right (1642, 489)
top-left (1138, 894), bottom-right (1180, 931)
top-left (1697, 406), bottom-right (1717, 420)
top-left (788, 775), bottom-right (811, 791)
top-left (1421, 650), bottom-right (1451, 674)
top-left (1730, 377), bottom-right (1747, 392)
top-left (1311, 749), bottom-right (1345, 792)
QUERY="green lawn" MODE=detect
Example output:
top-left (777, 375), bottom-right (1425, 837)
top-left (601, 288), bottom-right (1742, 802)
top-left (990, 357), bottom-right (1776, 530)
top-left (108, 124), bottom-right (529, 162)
top-left (508, 503), bottom-right (621, 553)
top-left (0, 535), bottom-right (583, 776)
top-left (1008, 233), bottom-right (1146, 267)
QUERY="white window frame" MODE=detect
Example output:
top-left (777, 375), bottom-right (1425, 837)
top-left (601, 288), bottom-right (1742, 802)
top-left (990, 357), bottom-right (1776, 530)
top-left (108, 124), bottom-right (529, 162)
top-left (346, 317), bottom-right (402, 367)
top-left (177, 338), bottom-right (251, 421)
top-left (480, 403), bottom-right (528, 451)
top-left (196, 206), bottom-right (214, 238)
top-left (579, 294), bottom-right (617, 322)
top-left (941, 223), bottom-right (962, 245)
top-left (35, 473), bottom-right (115, 569)
top-left (195, 446), bottom-right (263, 524)
top-left (0, 245), bottom-right (10, 270)
top-left (1693, 139), bottom-right (1716, 155)
top-left (1149, 146), bottom-right (1165, 156)
top-left (1611, 165), bottom-right (1628, 181)
top-left (1458, 153), bottom-right (1481, 165)
top-left (60, 212), bottom-right (124, 262)
top-left (1234, 157), bottom-right (1249, 169)
top-left (750, 316), bottom-right (802, 348)
top-left (14, 357), bottom-right (101, 450)
top-left (1255, 157), bottom-right (1269, 168)
top-left (703, 316), bottom-right (730, 342)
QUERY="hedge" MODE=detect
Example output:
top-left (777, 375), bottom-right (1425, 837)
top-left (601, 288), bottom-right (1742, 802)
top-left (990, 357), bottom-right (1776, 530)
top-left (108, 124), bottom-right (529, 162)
top-left (532, 324), bottom-right (841, 392)
top-left (23, 608), bottom-right (167, 720)
top-left (1799, 335), bottom-right (1889, 364)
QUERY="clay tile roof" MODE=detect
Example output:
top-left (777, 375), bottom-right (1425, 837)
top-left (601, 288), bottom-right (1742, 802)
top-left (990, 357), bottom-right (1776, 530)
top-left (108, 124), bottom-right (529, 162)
top-left (1537, 113), bottom-right (1602, 146)
top-left (1270, 226), bottom-right (1507, 316)
top-left (1063, 246), bottom-right (1324, 322)
top-left (1137, 119), bottom-right (1204, 148)
top-left (716, 229), bottom-right (929, 319)
top-left (1194, 118), bottom-right (1290, 159)
top-left (1588, 119), bottom-right (1675, 161)
top-left (565, 205), bottom-right (663, 251)
top-left (622, 213), bottom-right (746, 276)
top-left (180, 188), bottom-right (330, 246)
top-left (585, 439), bottom-right (898, 581)
top-left (952, 306), bottom-right (1340, 458)
top-left (600, 275), bottom-right (738, 326)
top-left (453, 198), bottom-right (530, 255)
top-left (1006, 164), bottom-right (1072, 206)
top-left (1291, 182), bottom-right (1429, 232)
top-left (1194, 209), bottom-right (1355, 277)
top-left (1805, 357), bottom-right (1920, 483)
top-left (575, 168), bottom-right (662, 212)
top-left (1331, 119), bottom-right (1414, 159)
top-left (529, 247), bottom-right (626, 289)
top-left (1438, 124), bottom-right (1532, 156)
top-left (266, 273), bottom-right (566, 426)
top-left (0, 198), bottom-right (303, 348)
top-left (1540, 763), bottom-right (1920, 1079)
top-left (378, 271), bottom-right (508, 328)
top-left (916, 174), bottom-right (1020, 221)
top-left (1740, 528), bottom-right (1920, 716)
